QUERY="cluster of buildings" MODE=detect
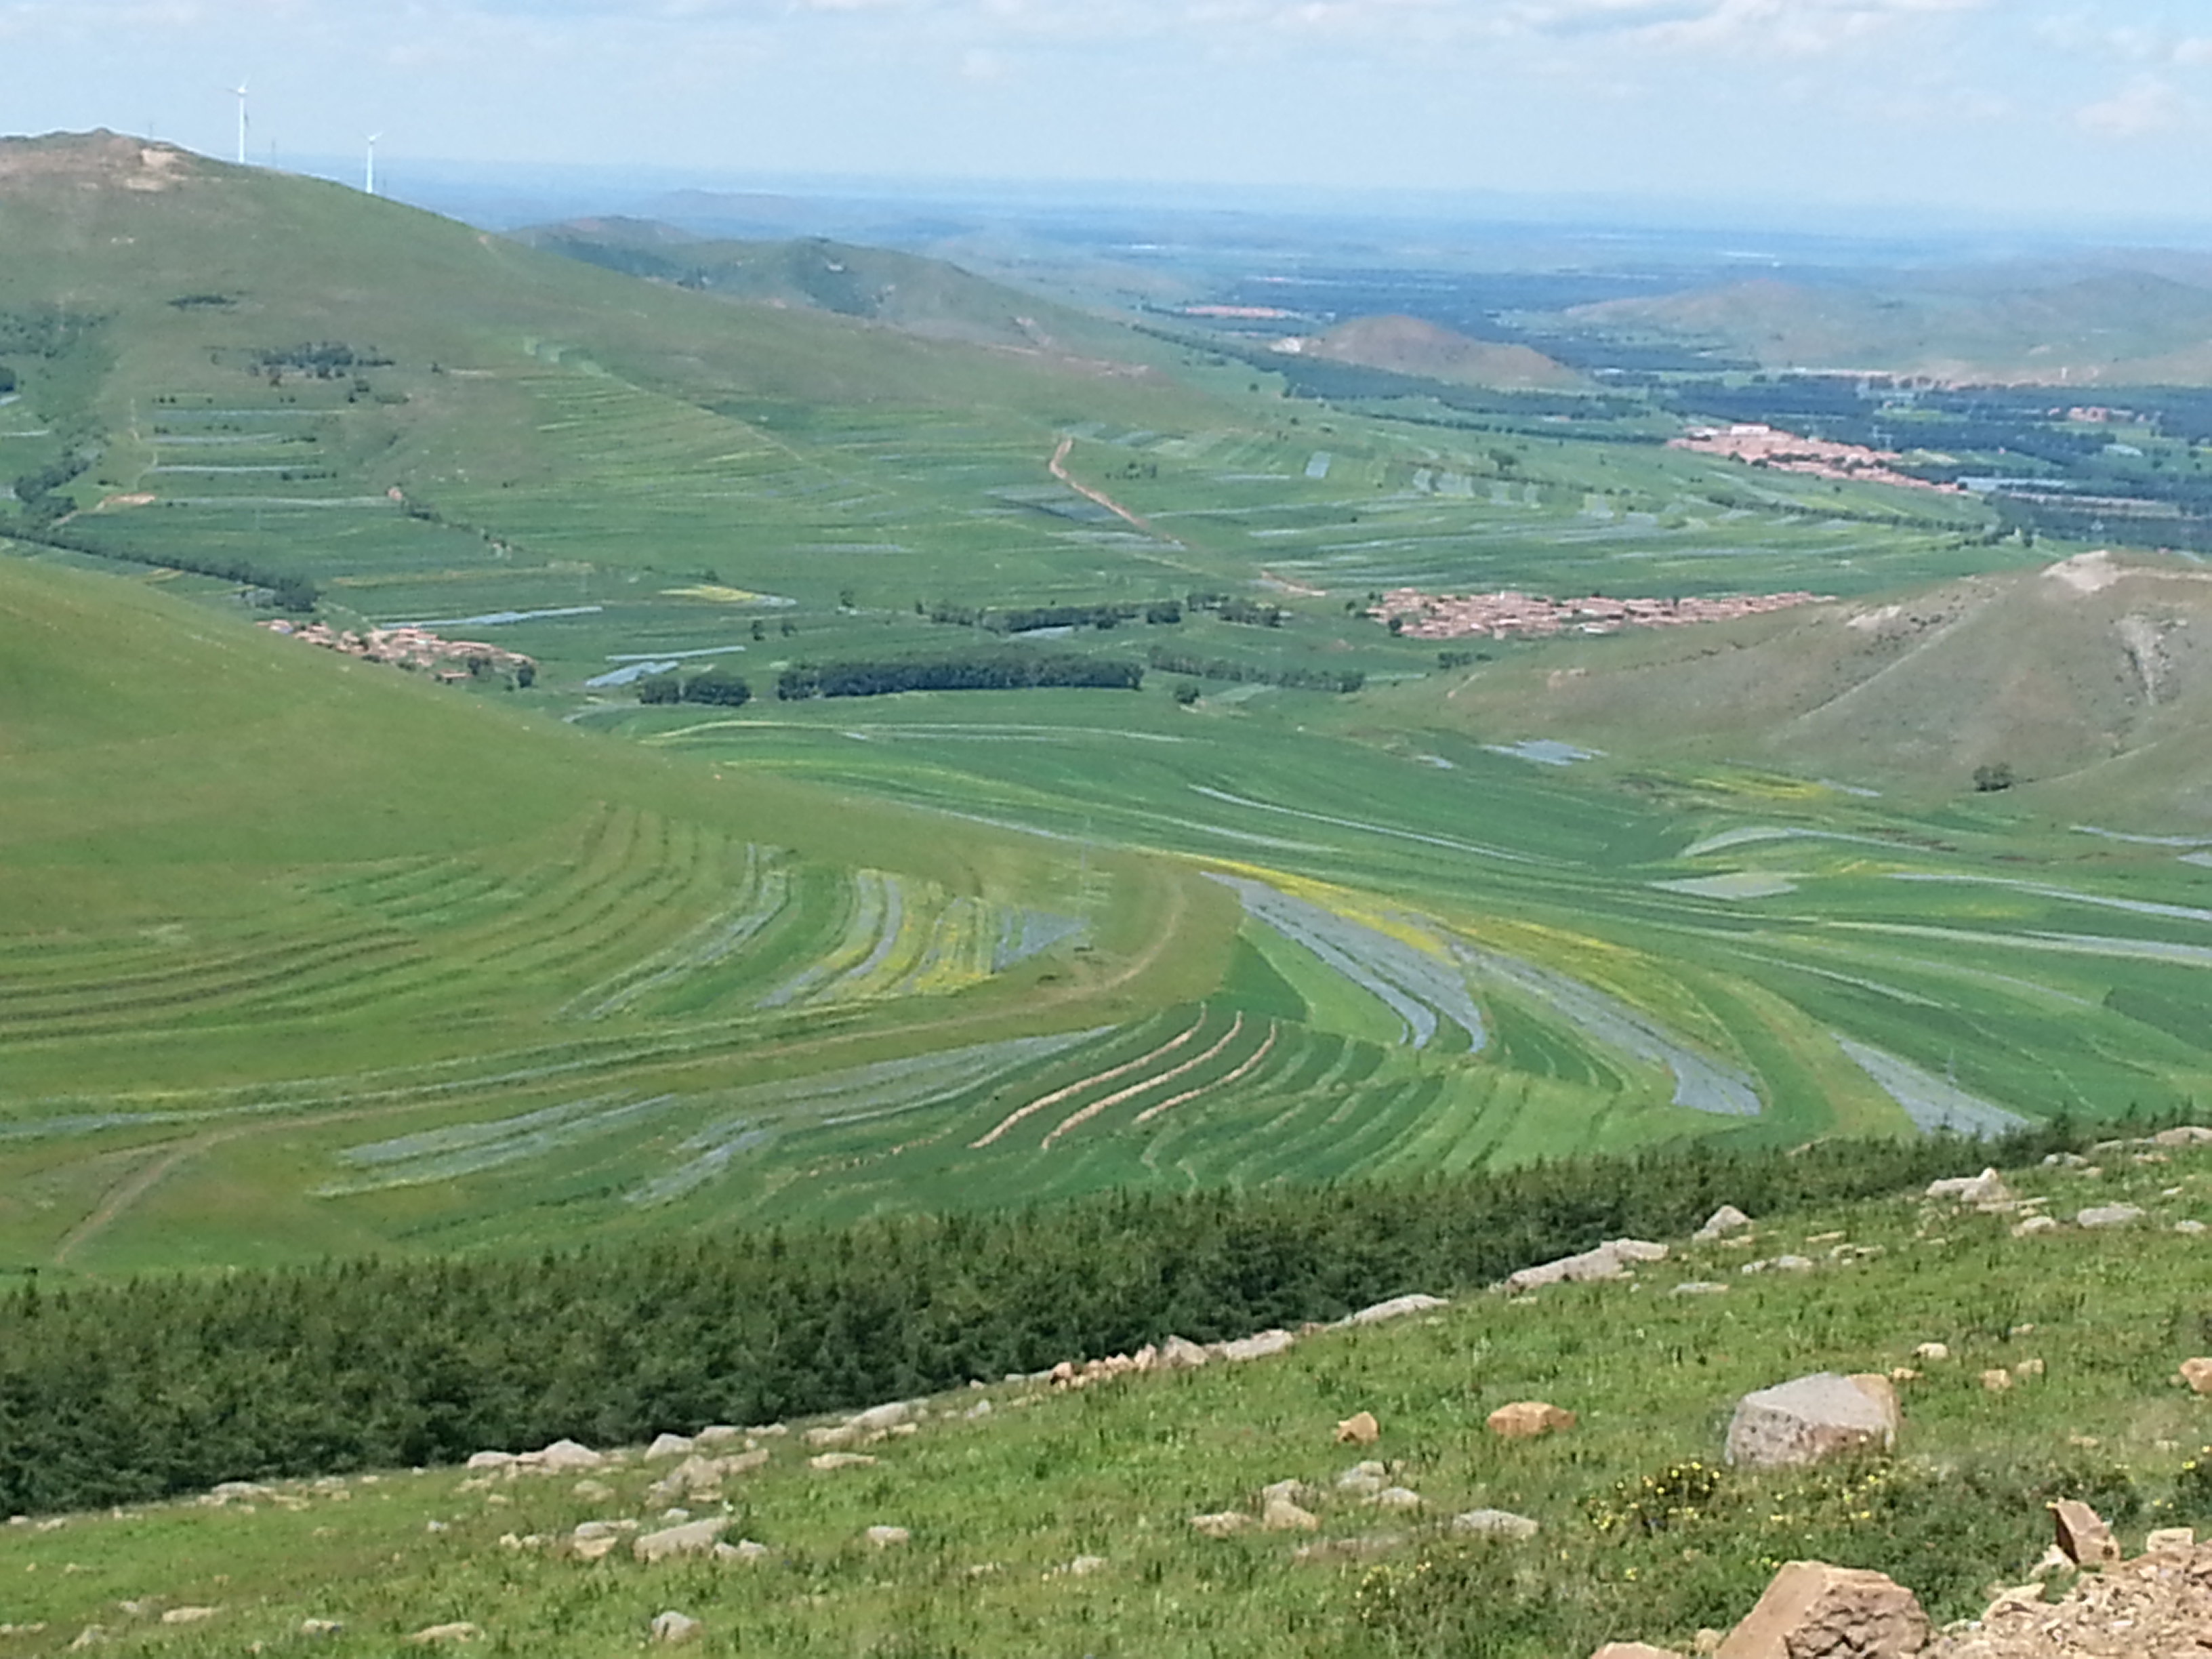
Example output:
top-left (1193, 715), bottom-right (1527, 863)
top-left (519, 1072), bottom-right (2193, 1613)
top-left (1669, 422), bottom-right (1955, 493)
top-left (260, 619), bottom-right (535, 684)
top-left (1371, 586), bottom-right (1828, 641)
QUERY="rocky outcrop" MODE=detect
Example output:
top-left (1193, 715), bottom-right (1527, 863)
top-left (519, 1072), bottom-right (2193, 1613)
top-left (1504, 1239), bottom-right (1668, 1292)
top-left (1725, 1373), bottom-right (1898, 1468)
top-left (1716, 1561), bottom-right (1929, 1658)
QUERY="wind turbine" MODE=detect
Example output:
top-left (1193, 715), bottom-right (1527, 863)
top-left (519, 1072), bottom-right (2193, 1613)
top-left (365, 134), bottom-right (382, 196)
top-left (232, 81), bottom-right (249, 165)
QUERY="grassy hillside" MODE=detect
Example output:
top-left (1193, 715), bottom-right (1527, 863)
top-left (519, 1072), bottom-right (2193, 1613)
top-left (1568, 270), bottom-right (2212, 382)
top-left (2, 1134), bottom-right (2207, 1658)
top-left (1296, 314), bottom-right (1583, 391)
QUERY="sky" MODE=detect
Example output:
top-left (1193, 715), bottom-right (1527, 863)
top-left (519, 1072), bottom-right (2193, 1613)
top-left (3, 0), bottom-right (2211, 227)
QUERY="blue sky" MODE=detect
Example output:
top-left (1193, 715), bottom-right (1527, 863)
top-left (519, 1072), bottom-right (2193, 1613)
top-left (4, 1), bottom-right (2211, 224)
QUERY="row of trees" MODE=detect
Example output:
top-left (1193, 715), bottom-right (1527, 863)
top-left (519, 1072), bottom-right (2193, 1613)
top-left (0, 1117), bottom-right (2106, 1515)
top-left (1146, 646), bottom-right (1364, 693)
top-left (5, 524), bottom-right (319, 611)
top-left (924, 600), bottom-right (1185, 632)
top-left (638, 667), bottom-right (752, 708)
top-left (777, 654), bottom-right (1144, 699)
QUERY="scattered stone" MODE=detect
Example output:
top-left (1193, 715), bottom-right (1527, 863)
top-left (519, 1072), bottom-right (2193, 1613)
top-left (1370, 1486), bottom-right (1422, 1512)
top-left (1054, 1555), bottom-right (1108, 1578)
top-left (644, 1434), bottom-right (694, 1461)
top-left (804, 1425), bottom-right (861, 1450)
top-left (2176, 1220), bottom-right (2207, 1235)
top-left (1338, 1293), bottom-right (1450, 1326)
top-left (633, 1518), bottom-right (729, 1564)
top-left (1504, 1238), bottom-right (1668, 1292)
top-left (808, 1452), bottom-right (878, 1471)
top-left (1696, 1205), bottom-right (1754, 1242)
top-left (1155, 1336), bottom-right (1210, 1370)
top-left (848, 1401), bottom-right (918, 1433)
top-left (2152, 1125), bottom-right (2212, 1146)
top-left (1215, 1329), bottom-right (1296, 1362)
top-left (651, 1612), bottom-right (702, 1645)
top-left (1725, 1373), bottom-right (1898, 1469)
top-left (1888, 1368), bottom-right (1921, 1383)
top-left (1914, 1343), bottom-right (1952, 1364)
top-left (1673, 1282), bottom-right (1729, 1296)
top-left (965, 1399), bottom-right (993, 1420)
top-left (864, 1525), bottom-right (910, 1548)
top-left (1591, 1646), bottom-right (1688, 1659)
top-left (2013, 1216), bottom-right (2060, 1237)
top-left (714, 1540), bottom-right (772, 1563)
top-left (1337, 1461), bottom-right (1388, 1496)
top-left (2075, 1204), bottom-right (2144, 1229)
top-left (572, 1478), bottom-right (613, 1502)
top-left (1261, 1495), bottom-right (1321, 1532)
top-left (464, 1452), bottom-right (514, 1473)
top-left (2145, 1527), bottom-right (2196, 1554)
top-left (300, 1619), bottom-right (344, 1637)
top-left (1189, 1511), bottom-right (1251, 1538)
top-left (1452, 1508), bottom-right (1542, 1540)
top-left (535, 1440), bottom-right (603, 1473)
top-left (1715, 1560), bottom-right (1927, 1659)
top-left (1982, 1369), bottom-right (2013, 1393)
top-left (2015, 1357), bottom-right (2045, 1379)
top-left (695, 1426), bottom-right (745, 1450)
top-left (2049, 1499), bottom-right (2119, 1567)
top-left (161, 1607), bottom-right (218, 1625)
top-left (1927, 1168), bottom-right (2011, 1206)
top-left (69, 1629), bottom-right (108, 1650)
top-left (1290, 1532), bottom-right (1405, 1563)
top-left (2181, 1357), bottom-right (2212, 1394)
top-left (409, 1624), bottom-right (482, 1645)
top-left (1335, 1411), bottom-right (1380, 1446)
top-left (1741, 1254), bottom-right (1814, 1275)
top-left (1488, 1400), bottom-right (1576, 1439)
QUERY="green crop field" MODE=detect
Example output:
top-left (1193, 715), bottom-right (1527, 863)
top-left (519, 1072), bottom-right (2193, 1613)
top-left (5, 136), bottom-right (2210, 1284)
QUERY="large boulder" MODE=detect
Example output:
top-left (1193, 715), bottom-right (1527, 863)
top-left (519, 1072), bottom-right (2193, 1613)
top-left (1487, 1401), bottom-right (1576, 1439)
top-left (1504, 1240), bottom-right (1667, 1292)
top-left (2049, 1498), bottom-right (2119, 1566)
top-left (2076, 1204), bottom-right (2144, 1229)
top-left (632, 1518), bottom-right (729, 1564)
top-left (1716, 1561), bottom-right (1929, 1658)
top-left (1725, 1374), bottom-right (1898, 1469)
top-left (1214, 1329), bottom-right (1296, 1363)
top-left (1927, 1168), bottom-right (2010, 1207)
top-left (1696, 1205), bottom-right (1754, 1242)
top-left (2182, 1357), bottom-right (2212, 1395)
top-left (1338, 1294), bottom-right (1449, 1327)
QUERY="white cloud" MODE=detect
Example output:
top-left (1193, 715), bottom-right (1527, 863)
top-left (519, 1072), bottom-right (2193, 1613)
top-left (2076, 75), bottom-right (2190, 138)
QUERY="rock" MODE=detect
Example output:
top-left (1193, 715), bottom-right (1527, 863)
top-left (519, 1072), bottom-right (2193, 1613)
top-left (2145, 1526), bottom-right (2196, 1554)
top-left (1338, 1293), bottom-right (1449, 1326)
top-left (2075, 1204), bottom-right (2144, 1229)
top-left (695, 1425), bottom-right (745, 1450)
top-left (161, 1607), bottom-right (218, 1624)
top-left (1370, 1487), bottom-right (1422, 1512)
top-left (1591, 1646), bottom-right (1688, 1659)
top-left (1261, 1495), bottom-right (1321, 1532)
top-left (644, 1434), bottom-right (693, 1461)
top-left (1057, 1555), bottom-right (1108, 1577)
top-left (1913, 1343), bottom-right (1951, 1363)
top-left (1215, 1329), bottom-right (1296, 1362)
top-left (535, 1439), bottom-right (602, 1473)
top-left (1715, 1561), bottom-right (1928, 1658)
top-left (1452, 1509), bottom-right (1540, 1540)
top-left (1981, 1368), bottom-right (2013, 1393)
top-left (2012, 1216), bottom-right (2059, 1237)
top-left (571, 1479), bottom-right (613, 1502)
top-left (1337, 1461), bottom-right (1388, 1497)
top-left (409, 1624), bottom-right (483, 1645)
top-left (714, 1539), bottom-right (772, 1563)
top-left (2181, 1357), bottom-right (2212, 1394)
top-left (651, 1612), bottom-right (703, 1644)
top-left (1673, 1282), bottom-right (1729, 1296)
top-left (632, 1518), bottom-right (729, 1564)
top-left (804, 1424), bottom-right (861, 1450)
top-left (300, 1620), bottom-right (344, 1638)
top-left (848, 1401), bottom-right (916, 1433)
top-left (864, 1525), bottom-right (910, 1547)
top-left (1696, 1205), bottom-right (1754, 1242)
top-left (1155, 1335), bottom-right (1210, 1370)
top-left (1335, 1411), bottom-right (1380, 1446)
top-left (1189, 1511), bottom-right (1250, 1538)
top-left (1487, 1401), bottom-right (1576, 1439)
top-left (808, 1452), bottom-right (877, 1471)
top-left (1505, 1239), bottom-right (1668, 1292)
top-left (2177, 1220), bottom-right (2208, 1235)
top-left (1927, 1168), bottom-right (2011, 1206)
top-left (2014, 1357), bottom-right (2045, 1379)
top-left (2049, 1498), bottom-right (2119, 1566)
top-left (2152, 1125), bottom-right (2212, 1146)
top-left (965, 1399), bottom-right (992, 1420)
top-left (464, 1452), bottom-right (514, 1472)
top-left (1290, 1532), bottom-right (1406, 1564)
top-left (573, 1534), bottom-right (620, 1563)
top-left (1725, 1373), bottom-right (1898, 1469)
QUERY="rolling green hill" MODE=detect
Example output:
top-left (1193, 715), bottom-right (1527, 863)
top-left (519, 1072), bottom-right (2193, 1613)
top-left (1568, 269), bottom-right (2212, 382)
top-left (1293, 314), bottom-right (1584, 390)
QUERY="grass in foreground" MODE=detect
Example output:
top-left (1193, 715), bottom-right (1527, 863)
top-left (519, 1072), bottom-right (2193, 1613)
top-left (4, 1141), bottom-right (2209, 1658)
